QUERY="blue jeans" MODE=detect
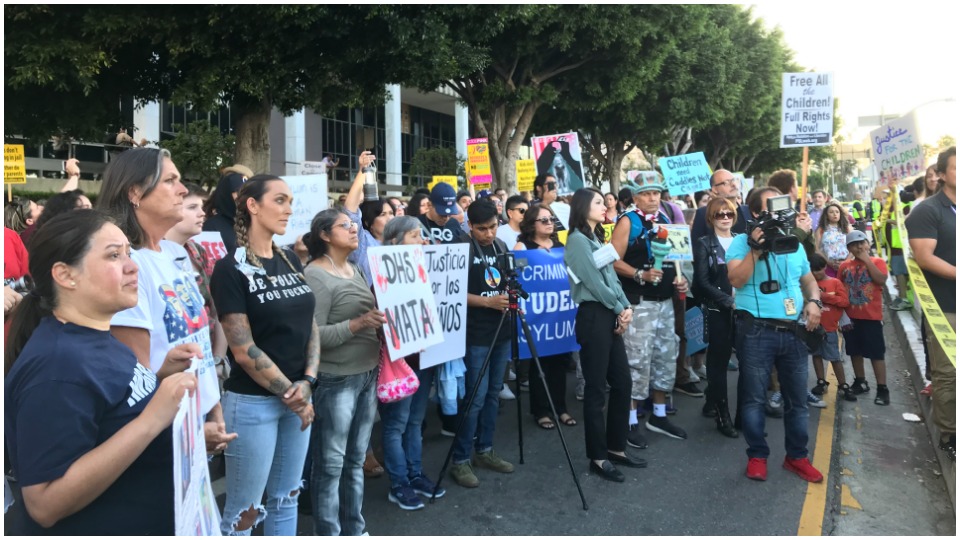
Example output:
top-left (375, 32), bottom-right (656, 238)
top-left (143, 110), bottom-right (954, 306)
top-left (310, 369), bottom-right (378, 536)
top-left (453, 340), bottom-right (511, 463)
top-left (379, 367), bottom-right (435, 488)
top-left (219, 392), bottom-right (311, 536)
top-left (734, 318), bottom-right (810, 460)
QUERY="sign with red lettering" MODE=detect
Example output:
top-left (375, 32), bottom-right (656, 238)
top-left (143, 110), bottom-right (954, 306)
top-left (367, 245), bottom-right (444, 361)
top-left (190, 231), bottom-right (228, 276)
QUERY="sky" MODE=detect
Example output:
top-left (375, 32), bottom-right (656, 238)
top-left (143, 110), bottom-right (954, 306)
top-left (749, 1), bottom-right (957, 145)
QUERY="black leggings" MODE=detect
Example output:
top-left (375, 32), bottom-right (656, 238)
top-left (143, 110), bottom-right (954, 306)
top-left (705, 306), bottom-right (734, 405)
top-left (529, 353), bottom-right (570, 419)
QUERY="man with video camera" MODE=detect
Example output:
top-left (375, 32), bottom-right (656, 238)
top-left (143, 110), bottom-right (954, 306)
top-left (726, 187), bottom-right (824, 484)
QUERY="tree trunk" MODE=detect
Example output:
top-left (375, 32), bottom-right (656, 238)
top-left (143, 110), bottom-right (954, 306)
top-left (481, 100), bottom-right (539, 195)
top-left (233, 97), bottom-right (272, 174)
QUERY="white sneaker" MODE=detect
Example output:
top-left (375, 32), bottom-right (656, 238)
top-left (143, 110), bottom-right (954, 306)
top-left (508, 369), bottom-right (517, 381)
top-left (500, 386), bottom-right (516, 400)
top-left (686, 366), bottom-right (701, 383)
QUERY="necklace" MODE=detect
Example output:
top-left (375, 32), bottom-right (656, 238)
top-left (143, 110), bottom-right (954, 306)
top-left (324, 255), bottom-right (348, 279)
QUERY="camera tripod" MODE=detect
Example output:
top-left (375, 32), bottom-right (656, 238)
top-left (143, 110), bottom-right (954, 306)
top-left (431, 272), bottom-right (588, 510)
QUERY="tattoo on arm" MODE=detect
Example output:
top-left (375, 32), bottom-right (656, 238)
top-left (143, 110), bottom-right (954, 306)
top-left (222, 313), bottom-right (291, 393)
top-left (248, 345), bottom-right (275, 371)
top-left (268, 377), bottom-right (289, 396)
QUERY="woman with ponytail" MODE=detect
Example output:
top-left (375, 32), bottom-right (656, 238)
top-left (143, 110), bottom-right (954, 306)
top-left (4, 210), bottom-right (198, 534)
top-left (210, 175), bottom-right (319, 536)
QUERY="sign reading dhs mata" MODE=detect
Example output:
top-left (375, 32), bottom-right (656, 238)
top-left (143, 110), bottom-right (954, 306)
top-left (780, 72), bottom-right (834, 148)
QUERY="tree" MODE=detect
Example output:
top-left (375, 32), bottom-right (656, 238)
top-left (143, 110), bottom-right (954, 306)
top-left (408, 147), bottom-right (466, 189)
top-left (4, 6), bottom-right (452, 172)
top-left (159, 121), bottom-right (236, 190)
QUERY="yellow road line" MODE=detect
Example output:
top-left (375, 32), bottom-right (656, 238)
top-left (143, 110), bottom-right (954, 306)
top-left (797, 369), bottom-right (838, 536)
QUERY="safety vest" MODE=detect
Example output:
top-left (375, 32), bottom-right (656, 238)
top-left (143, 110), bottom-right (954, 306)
top-left (870, 199), bottom-right (882, 221)
top-left (850, 199), bottom-right (865, 220)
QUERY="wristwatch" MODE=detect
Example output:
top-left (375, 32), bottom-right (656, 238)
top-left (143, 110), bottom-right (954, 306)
top-left (805, 299), bottom-right (823, 309)
top-left (633, 268), bottom-right (645, 285)
top-left (302, 375), bottom-right (318, 390)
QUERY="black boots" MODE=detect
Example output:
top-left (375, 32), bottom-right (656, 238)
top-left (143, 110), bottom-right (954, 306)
top-left (714, 400), bottom-right (739, 438)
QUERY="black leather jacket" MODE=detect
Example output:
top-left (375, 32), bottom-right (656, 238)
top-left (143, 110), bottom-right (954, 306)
top-left (693, 233), bottom-right (736, 310)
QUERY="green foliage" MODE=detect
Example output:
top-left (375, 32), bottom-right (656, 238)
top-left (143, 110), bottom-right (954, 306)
top-left (408, 147), bottom-right (466, 189)
top-left (159, 121), bottom-right (236, 190)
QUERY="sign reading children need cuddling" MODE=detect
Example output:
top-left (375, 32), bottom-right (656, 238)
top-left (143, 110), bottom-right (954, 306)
top-left (367, 245), bottom-right (444, 361)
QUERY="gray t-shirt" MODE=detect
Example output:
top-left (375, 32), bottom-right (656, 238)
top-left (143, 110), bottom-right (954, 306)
top-left (905, 190), bottom-right (956, 313)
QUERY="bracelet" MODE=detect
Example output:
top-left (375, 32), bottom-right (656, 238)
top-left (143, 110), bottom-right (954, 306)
top-left (633, 268), bottom-right (645, 285)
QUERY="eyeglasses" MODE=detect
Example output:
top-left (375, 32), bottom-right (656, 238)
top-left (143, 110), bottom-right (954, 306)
top-left (333, 220), bottom-right (358, 231)
top-left (509, 207), bottom-right (527, 214)
top-left (535, 217), bottom-right (553, 224)
top-left (714, 211), bottom-right (735, 220)
top-left (546, 182), bottom-right (557, 191)
top-left (713, 180), bottom-right (731, 188)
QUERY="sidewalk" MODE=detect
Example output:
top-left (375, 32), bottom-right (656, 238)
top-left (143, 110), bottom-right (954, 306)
top-left (884, 276), bottom-right (956, 512)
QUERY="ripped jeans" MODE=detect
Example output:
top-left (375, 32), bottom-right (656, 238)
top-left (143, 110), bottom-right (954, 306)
top-left (219, 391), bottom-right (311, 536)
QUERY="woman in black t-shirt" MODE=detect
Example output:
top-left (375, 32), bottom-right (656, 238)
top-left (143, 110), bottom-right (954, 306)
top-left (5, 210), bottom-right (197, 535)
top-left (514, 205), bottom-right (576, 430)
top-left (210, 176), bottom-right (319, 536)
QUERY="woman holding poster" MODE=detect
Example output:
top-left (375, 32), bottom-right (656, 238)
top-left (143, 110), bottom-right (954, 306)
top-left (303, 208), bottom-right (382, 534)
top-left (514, 205), bottom-right (576, 430)
top-left (210, 175), bottom-right (318, 536)
top-left (564, 188), bottom-right (644, 483)
top-left (5, 210), bottom-right (198, 535)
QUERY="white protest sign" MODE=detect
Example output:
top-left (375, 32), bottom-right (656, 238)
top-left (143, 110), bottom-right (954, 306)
top-left (367, 245), bottom-right (444, 361)
top-left (173, 361), bottom-right (221, 536)
top-left (420, 244), bottom-right (469, 369)
top-left (658, 152), bottom-right (712, 196)
top-left (780, 72), bottom-right (834, 148)
top-left (870, 113), bottom-right (925, 183)
top-left (661, 224), bottom-right (693, 261)
top-left (190, 231), bottom-right (228, 276)
top-left (298, 161), bottom-right (327, 176)
top-left (274, 174), bottom-right (328, 247)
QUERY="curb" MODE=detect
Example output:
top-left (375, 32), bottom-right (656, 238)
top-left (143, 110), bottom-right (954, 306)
top-left (884, 277), bottom-right (956, 514)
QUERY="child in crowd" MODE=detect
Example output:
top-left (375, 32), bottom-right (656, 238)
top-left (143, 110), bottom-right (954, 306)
top-left (839, 231), bottom-right (890, 406)
top-left (809, 254), bottom-right (857, 402)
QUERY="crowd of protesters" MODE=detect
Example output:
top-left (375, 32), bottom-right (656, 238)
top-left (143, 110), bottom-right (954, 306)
top-left (3, 145), bottom-right (954, 534)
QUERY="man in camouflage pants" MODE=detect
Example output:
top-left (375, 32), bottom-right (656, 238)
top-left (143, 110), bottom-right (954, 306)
top-left (611, 177), bottom-right (689, 449)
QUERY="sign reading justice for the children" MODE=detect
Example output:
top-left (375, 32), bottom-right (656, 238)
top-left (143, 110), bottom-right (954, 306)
top-left (367, 245), bottom-right (444, 361)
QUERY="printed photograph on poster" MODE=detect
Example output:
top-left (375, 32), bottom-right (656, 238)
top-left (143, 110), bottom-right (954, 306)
top-left (627, 170), bottom-right (661, 186)
top-left (531, 133), bottom-right (585, 195)
top-left (780, 72), bottom-right (834, 148)
top-left (420, 244), bottom-right (469, 369)
top-left (367, 245), bottom-right (444, 361)
top-left (660, 224), bottom-right (694, 261)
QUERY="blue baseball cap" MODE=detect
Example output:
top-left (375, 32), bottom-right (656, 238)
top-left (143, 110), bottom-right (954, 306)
top-left (430, 183), bottom-right (460, 216)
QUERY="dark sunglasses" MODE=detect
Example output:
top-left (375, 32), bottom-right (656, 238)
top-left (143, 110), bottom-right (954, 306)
top-left (535, 217), bottom-right (553, 224)
top-left (714, 211), bottom-right (735, 220)
top-left (546, 182), bottom-right (557, 191)
top-left (509, 207), bottom-right (527, 214)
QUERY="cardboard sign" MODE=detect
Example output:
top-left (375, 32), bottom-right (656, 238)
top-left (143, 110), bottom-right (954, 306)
top-left (173, 360), bottom-right (221, 536)
top-left (870, 113), bottom-right (925, 183)
top-left (467, 138), bottom-right (492, 185)
top-left (367, 245), bottom-right (444, 361)
top-left (658, 152), bottom-right (712, 196)
top-left (428, 175), bottom-right (458, 191)
top-left (514, 248), bottom-right (579, 358)
top-left (4, 144), bottom-right (26, 184)
top-left (662, 224), bottom-right (693, 261)
top-left (274, 174), bottom-right (328, 247)
top-left (685, 307), bottom-right (707, 355)
top-left (190, 231), bottom-right (228, 276)
top-left (531, 132), bottom-right (585, 195)
top-left (516, 159), bottom-right (536, 192)
top-left (420, 244), bottom-right (470, 369)
top-left (780, 72), bottom-right (834, 148)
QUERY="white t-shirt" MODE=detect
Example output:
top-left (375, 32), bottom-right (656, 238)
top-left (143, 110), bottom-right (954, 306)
top-left (497, 224), bottom-right (521, 248)
top-left (717, 234), bottom-right (735, 253)
top-left (112, 240), bottom-right (219, 415)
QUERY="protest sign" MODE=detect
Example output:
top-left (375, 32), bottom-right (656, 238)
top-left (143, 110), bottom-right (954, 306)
top-left (780, 72), bottom-right (834, 148)
top-left (273, 174), bottom-right (328, 247)
top-left (658, 152), bottom-right (711, 196)
top-left (516, 159), bottom-right (536, 192)
top-left (367, 245), bottom-right (444, 361)
top-left (428, 175), bottom-right (458, 191)
top-left (661, 224), bottom-right (693, 261)
top-left (627, 170), bottom-right (660, 186)
top-left (531, 133), bottom-right (585, 195)
top-left (685, 307), bottom-right (707, 355)
top-left (4, 144), bottom-right (26, 184)
top-left (467, 138), bottom-right (492, 185)
top-left (474, 182), bottom-right (492, 191)
top-left (870, 113), bottom-right (925, 183)
top-left (173, 360), bottom-right (220, 536)
top-left (514, 248), bottom-right (579, 358)
top-left (298, 161), bottom-right (327, 176)
top-left (601, 223), bottom-right (615, 243)
top-left (190, 231), bottom-right (228, 276)
top-left (420, 244), bottom-right (469, 369)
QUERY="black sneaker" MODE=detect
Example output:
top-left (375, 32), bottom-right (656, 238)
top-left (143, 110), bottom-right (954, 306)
top-left (674, 382), bottom-right (704, 398)
top-left (874, 386), bottom-right (890, 406)
top-left (646, 415), bottom-right (687, 440)
top-left (939, 435), bottom-right (956, 461)
top-left (850, 378), bottom-right (870, 395)
top-left (838, 383), bottom-right (858, 402)
top-left (627, 423), bottom-right (648, 449)
top-left (811, 378), bottom-right (829, 396)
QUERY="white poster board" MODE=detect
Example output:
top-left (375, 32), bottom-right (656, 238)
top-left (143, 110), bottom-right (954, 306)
top-left (420, 244), bottom-right (470, 369)
top-left (190, 231), bottom-right (228, 275)
top-left (274, 174), bottom-right (328, 247)
top-left (870, 113), bottom-right (925, 183)
top-left (780, 72), bottom-right (834, 148)
top-left (367, 245), bottom-right (444, 361)
top-left (173, 361), bottom-right (221, 536)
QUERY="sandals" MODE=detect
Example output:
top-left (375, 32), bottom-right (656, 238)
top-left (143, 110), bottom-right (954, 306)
top-left (558, 413), bottom-right (577, 426)
top-left (363, 451), bottom-right (384, 478)
top-left (537, 416), bottom-right (556, 430)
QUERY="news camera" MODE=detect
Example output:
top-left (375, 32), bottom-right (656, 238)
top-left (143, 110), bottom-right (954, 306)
top-left (747, 194), bottom-right (799, 255)
top-left (496, 252), bottom-right (529, 300)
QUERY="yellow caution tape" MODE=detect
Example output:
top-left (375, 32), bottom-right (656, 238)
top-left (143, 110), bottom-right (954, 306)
top-left (896, 201), bottom-right (956, 366)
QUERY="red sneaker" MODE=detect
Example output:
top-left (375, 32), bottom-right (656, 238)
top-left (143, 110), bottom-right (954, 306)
top-left (920, 383), bottom-right (932, 396)
top-left (783, 457), bottom-right (823, 483)
top-left (745, 457), bottom-right (767, 481)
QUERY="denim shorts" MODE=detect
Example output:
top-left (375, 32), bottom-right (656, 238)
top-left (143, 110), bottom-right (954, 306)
top-left (815, 331), bottom-right (841, 362)
top-left (890, 255), bottom-right (907, 276)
